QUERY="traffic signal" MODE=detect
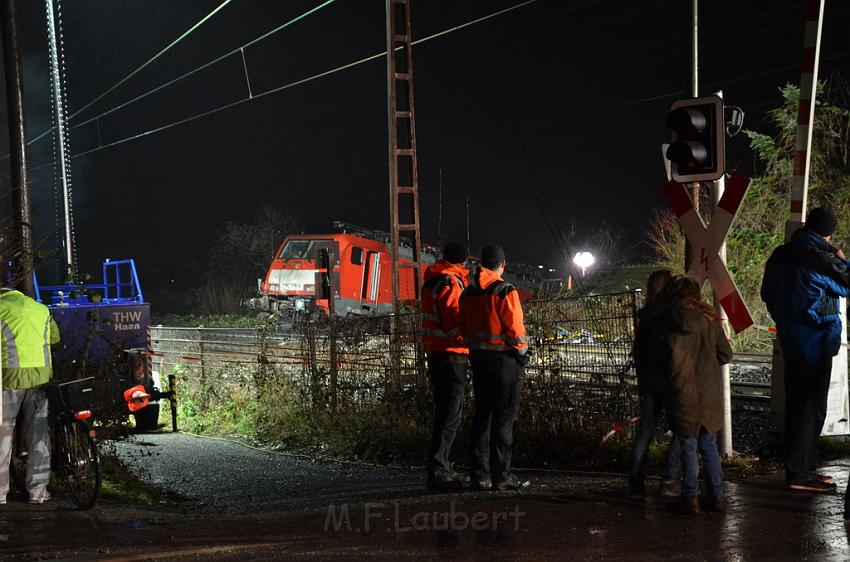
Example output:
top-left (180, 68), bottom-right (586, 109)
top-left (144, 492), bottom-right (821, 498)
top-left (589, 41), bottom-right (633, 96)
top-left (665, 95), bottom-right (725, 182)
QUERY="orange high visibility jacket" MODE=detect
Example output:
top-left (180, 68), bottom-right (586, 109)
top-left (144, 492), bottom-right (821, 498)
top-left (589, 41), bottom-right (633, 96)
top-left (459, 267), bottom-right (528, 355)
top-left (421, 260), bottom-right (470, 355)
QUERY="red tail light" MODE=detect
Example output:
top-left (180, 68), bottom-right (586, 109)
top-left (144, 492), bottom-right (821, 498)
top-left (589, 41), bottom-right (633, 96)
top-left (74, 410), bottom-right (92, 420)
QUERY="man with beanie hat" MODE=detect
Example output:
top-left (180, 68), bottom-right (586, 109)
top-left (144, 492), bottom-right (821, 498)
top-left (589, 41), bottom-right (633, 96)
top-left (421, 242), bottom-right (470, 490)
top-left (459, 245), bottom-right (528, 491)
top-left (762, 207), bottom-right (850, 492)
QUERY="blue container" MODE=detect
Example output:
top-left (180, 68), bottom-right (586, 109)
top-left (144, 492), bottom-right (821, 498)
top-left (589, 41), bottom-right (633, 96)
top-left (36, 259), bottom-right (149, 367)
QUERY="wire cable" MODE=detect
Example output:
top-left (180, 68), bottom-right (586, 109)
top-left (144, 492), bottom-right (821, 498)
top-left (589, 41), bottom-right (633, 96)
top-left (69, 0), bottom-right (528, 137)
top-left (70, 0), bottom-right (235, 122)
top-left (55, 0), bottom-right (544, 160)
top-left (15, 0), bottom-right (236, 155)
top-left (19, 0), bottom-right (850, 170)
top-left (70, 0), bottom-right (337, 134)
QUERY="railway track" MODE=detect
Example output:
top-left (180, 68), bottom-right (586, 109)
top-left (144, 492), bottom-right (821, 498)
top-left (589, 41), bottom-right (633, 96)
top-left (730, 352), bottom-right (772, 408)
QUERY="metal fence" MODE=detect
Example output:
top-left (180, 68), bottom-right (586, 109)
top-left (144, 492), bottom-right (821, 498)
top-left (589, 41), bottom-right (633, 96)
top-left (150, 290), bottom-right (641, 445)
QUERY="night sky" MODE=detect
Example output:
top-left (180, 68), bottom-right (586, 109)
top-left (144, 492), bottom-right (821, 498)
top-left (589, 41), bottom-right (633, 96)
top-left (0, 0), bottom-right (848, 309)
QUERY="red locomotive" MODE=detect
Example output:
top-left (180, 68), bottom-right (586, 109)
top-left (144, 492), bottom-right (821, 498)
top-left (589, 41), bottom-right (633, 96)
top-left (246, 222), bottom-right (437, 317)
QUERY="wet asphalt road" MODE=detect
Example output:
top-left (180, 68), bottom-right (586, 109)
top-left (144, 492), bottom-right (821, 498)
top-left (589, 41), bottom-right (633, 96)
top-left (4, 432), bottom-right (850, 560)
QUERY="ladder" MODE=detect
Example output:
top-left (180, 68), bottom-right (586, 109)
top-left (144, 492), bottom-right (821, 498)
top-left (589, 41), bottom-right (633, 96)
top-left (386, 0), bottom-right (422, 315)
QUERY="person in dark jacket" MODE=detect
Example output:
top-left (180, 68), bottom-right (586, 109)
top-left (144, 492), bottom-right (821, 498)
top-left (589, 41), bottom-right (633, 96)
top-left (658, 276), bottom-right (733, 515)
top-left (628, 269), bottom-right (682, 498)
top-left (761, 207), bottom-right (850, 492)
top-left (421, 242), bottom-right (470, 490)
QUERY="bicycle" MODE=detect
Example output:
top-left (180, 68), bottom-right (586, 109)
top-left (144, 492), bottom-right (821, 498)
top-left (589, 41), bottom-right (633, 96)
top-left (9, 377), bottom-right (102, 510)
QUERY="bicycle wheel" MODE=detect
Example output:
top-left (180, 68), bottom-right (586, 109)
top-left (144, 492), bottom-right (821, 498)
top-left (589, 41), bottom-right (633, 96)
top-left (56, 418), bottom-right (100, 510)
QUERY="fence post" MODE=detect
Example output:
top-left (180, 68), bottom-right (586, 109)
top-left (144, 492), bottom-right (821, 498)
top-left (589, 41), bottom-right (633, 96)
top-left (197, 327), bottom-right (206, 389)
top-left (168, 373), bottom-right (178, 432)
top-left (322, 248), bottom-right (339, 413)
top-left (306, 319), bottom-right (321, 406)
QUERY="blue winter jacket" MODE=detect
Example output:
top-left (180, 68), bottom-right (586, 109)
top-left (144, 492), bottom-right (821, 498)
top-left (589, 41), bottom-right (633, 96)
top-left (761, 228), bottom-right (850, 363)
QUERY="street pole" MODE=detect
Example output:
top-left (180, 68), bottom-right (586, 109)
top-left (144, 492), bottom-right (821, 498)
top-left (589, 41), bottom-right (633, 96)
top-left (1, 0), bottom-right (34, 297)
top-left (684, 0), bottom-right (699, 271)
top-left (710, 96), bottom-right (733, 456)
top-left (690, 0), bottom-right (698, 99)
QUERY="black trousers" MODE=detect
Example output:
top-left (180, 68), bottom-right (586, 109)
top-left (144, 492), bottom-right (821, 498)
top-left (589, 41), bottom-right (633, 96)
top-left (426, 353), bottom-right (468, 477)
top-left (784, 354), bottom-right (833, 483)
top-left (469, 351), bottom-right (524, 483)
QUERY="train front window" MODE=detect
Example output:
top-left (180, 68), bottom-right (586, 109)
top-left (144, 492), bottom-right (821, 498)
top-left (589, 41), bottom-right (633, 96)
top-left (279, 240), bottom-right (314, 259)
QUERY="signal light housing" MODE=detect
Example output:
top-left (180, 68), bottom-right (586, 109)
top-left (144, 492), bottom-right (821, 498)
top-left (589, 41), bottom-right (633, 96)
top-left (665, 95), bottom-right (725, 182)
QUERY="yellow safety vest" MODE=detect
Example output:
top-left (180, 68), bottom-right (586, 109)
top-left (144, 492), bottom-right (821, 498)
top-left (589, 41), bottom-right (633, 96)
top-left (0, 290), bottom-right (53, 369)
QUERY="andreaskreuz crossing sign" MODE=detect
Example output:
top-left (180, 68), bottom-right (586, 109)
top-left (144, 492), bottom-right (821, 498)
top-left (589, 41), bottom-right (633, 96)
top-left (663, 171), bottom-right (754, 333)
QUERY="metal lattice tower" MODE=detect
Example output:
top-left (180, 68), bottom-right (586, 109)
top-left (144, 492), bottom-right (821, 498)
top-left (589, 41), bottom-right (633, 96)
top-left (45, 0), bottom-right (77, 278)
top-left (386, 0), bottom-right (422, 315)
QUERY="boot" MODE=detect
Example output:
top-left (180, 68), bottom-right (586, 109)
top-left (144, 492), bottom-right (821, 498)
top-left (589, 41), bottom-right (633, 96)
top-left (702, 495), bottom-right (726, 513)
top-left (669, 496), bottom-right (700, 515)
top-left (659, 481), bottom-right (682, 498)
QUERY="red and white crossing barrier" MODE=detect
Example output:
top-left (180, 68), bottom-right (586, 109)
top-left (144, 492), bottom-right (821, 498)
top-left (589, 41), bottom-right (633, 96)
top-left (664, 172), bottom-right (754, 334)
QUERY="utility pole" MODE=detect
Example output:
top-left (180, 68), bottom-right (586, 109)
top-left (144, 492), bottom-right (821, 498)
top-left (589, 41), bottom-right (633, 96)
top-left (683, 0), bottom-right (733, 456)
top-left (684, 0), bottom-right (699, 271)
top-left (712, 90), bottom-right (733, 458)
top-left (1, 0), bottom-right (34, 297)
top-left (386, 0), bottom-right (423, 313)
top-left (386, 0), bottom-right (424, 384)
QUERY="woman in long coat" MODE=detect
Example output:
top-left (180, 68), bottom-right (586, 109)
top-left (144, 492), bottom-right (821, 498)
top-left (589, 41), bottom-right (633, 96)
top-left (658, 276), bottom-right (733, 514)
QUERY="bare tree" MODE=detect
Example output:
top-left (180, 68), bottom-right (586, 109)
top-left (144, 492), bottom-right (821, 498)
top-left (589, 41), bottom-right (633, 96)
top-left (198, 205), bottom-right (303, 314)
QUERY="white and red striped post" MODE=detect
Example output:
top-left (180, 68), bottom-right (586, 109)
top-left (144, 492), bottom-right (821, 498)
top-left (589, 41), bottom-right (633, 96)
top-left (787, 0), bottom-right (825, 235)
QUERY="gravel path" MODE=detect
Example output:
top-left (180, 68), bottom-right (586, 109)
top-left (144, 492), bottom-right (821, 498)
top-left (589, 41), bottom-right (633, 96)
top-left (112, 432), bottom-right (430, 514)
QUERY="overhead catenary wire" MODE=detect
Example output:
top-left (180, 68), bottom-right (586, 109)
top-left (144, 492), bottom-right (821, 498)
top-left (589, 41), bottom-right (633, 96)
top-left (13, 49), bottom-right (849, 184)
top-left (71, 0), bottom-right (535, 133)
top-left (40, 0), bottom-right (544, 162)
top-left (57, 0), bottom-right (850, 148)
top-left (69, 0), bottom-right (337, 134)
top-left (13, 0), bottom-right (849, 173)
top-left (9, 0), bottom-right (237, 160)
top-left (66, 1), bottom-right (234, 123)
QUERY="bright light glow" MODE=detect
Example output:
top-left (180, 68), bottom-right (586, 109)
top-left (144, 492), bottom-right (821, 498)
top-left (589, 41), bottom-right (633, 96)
top-left (573, 252), bottom-right (595, 277)
top-left (573, 252), bottom-right (595, 269)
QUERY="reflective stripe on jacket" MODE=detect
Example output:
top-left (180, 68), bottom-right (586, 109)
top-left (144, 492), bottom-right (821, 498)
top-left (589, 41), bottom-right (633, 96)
top-left (421, 260), bottom-right (469, 355)
top-left (459, 267), bottom-right (527, 354)
top-left (0, 290), bottom-right (55, 370)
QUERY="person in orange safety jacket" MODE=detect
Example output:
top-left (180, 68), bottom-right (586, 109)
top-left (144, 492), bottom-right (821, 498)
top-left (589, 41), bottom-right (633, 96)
top-left (421, 242), bottom-right (470, 490)
top-left (459, 245), bottom-right (529, 491)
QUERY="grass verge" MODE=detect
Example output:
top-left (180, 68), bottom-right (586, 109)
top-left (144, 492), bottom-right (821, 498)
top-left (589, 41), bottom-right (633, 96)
top-left (98, 453), bottom-right (161, 505)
